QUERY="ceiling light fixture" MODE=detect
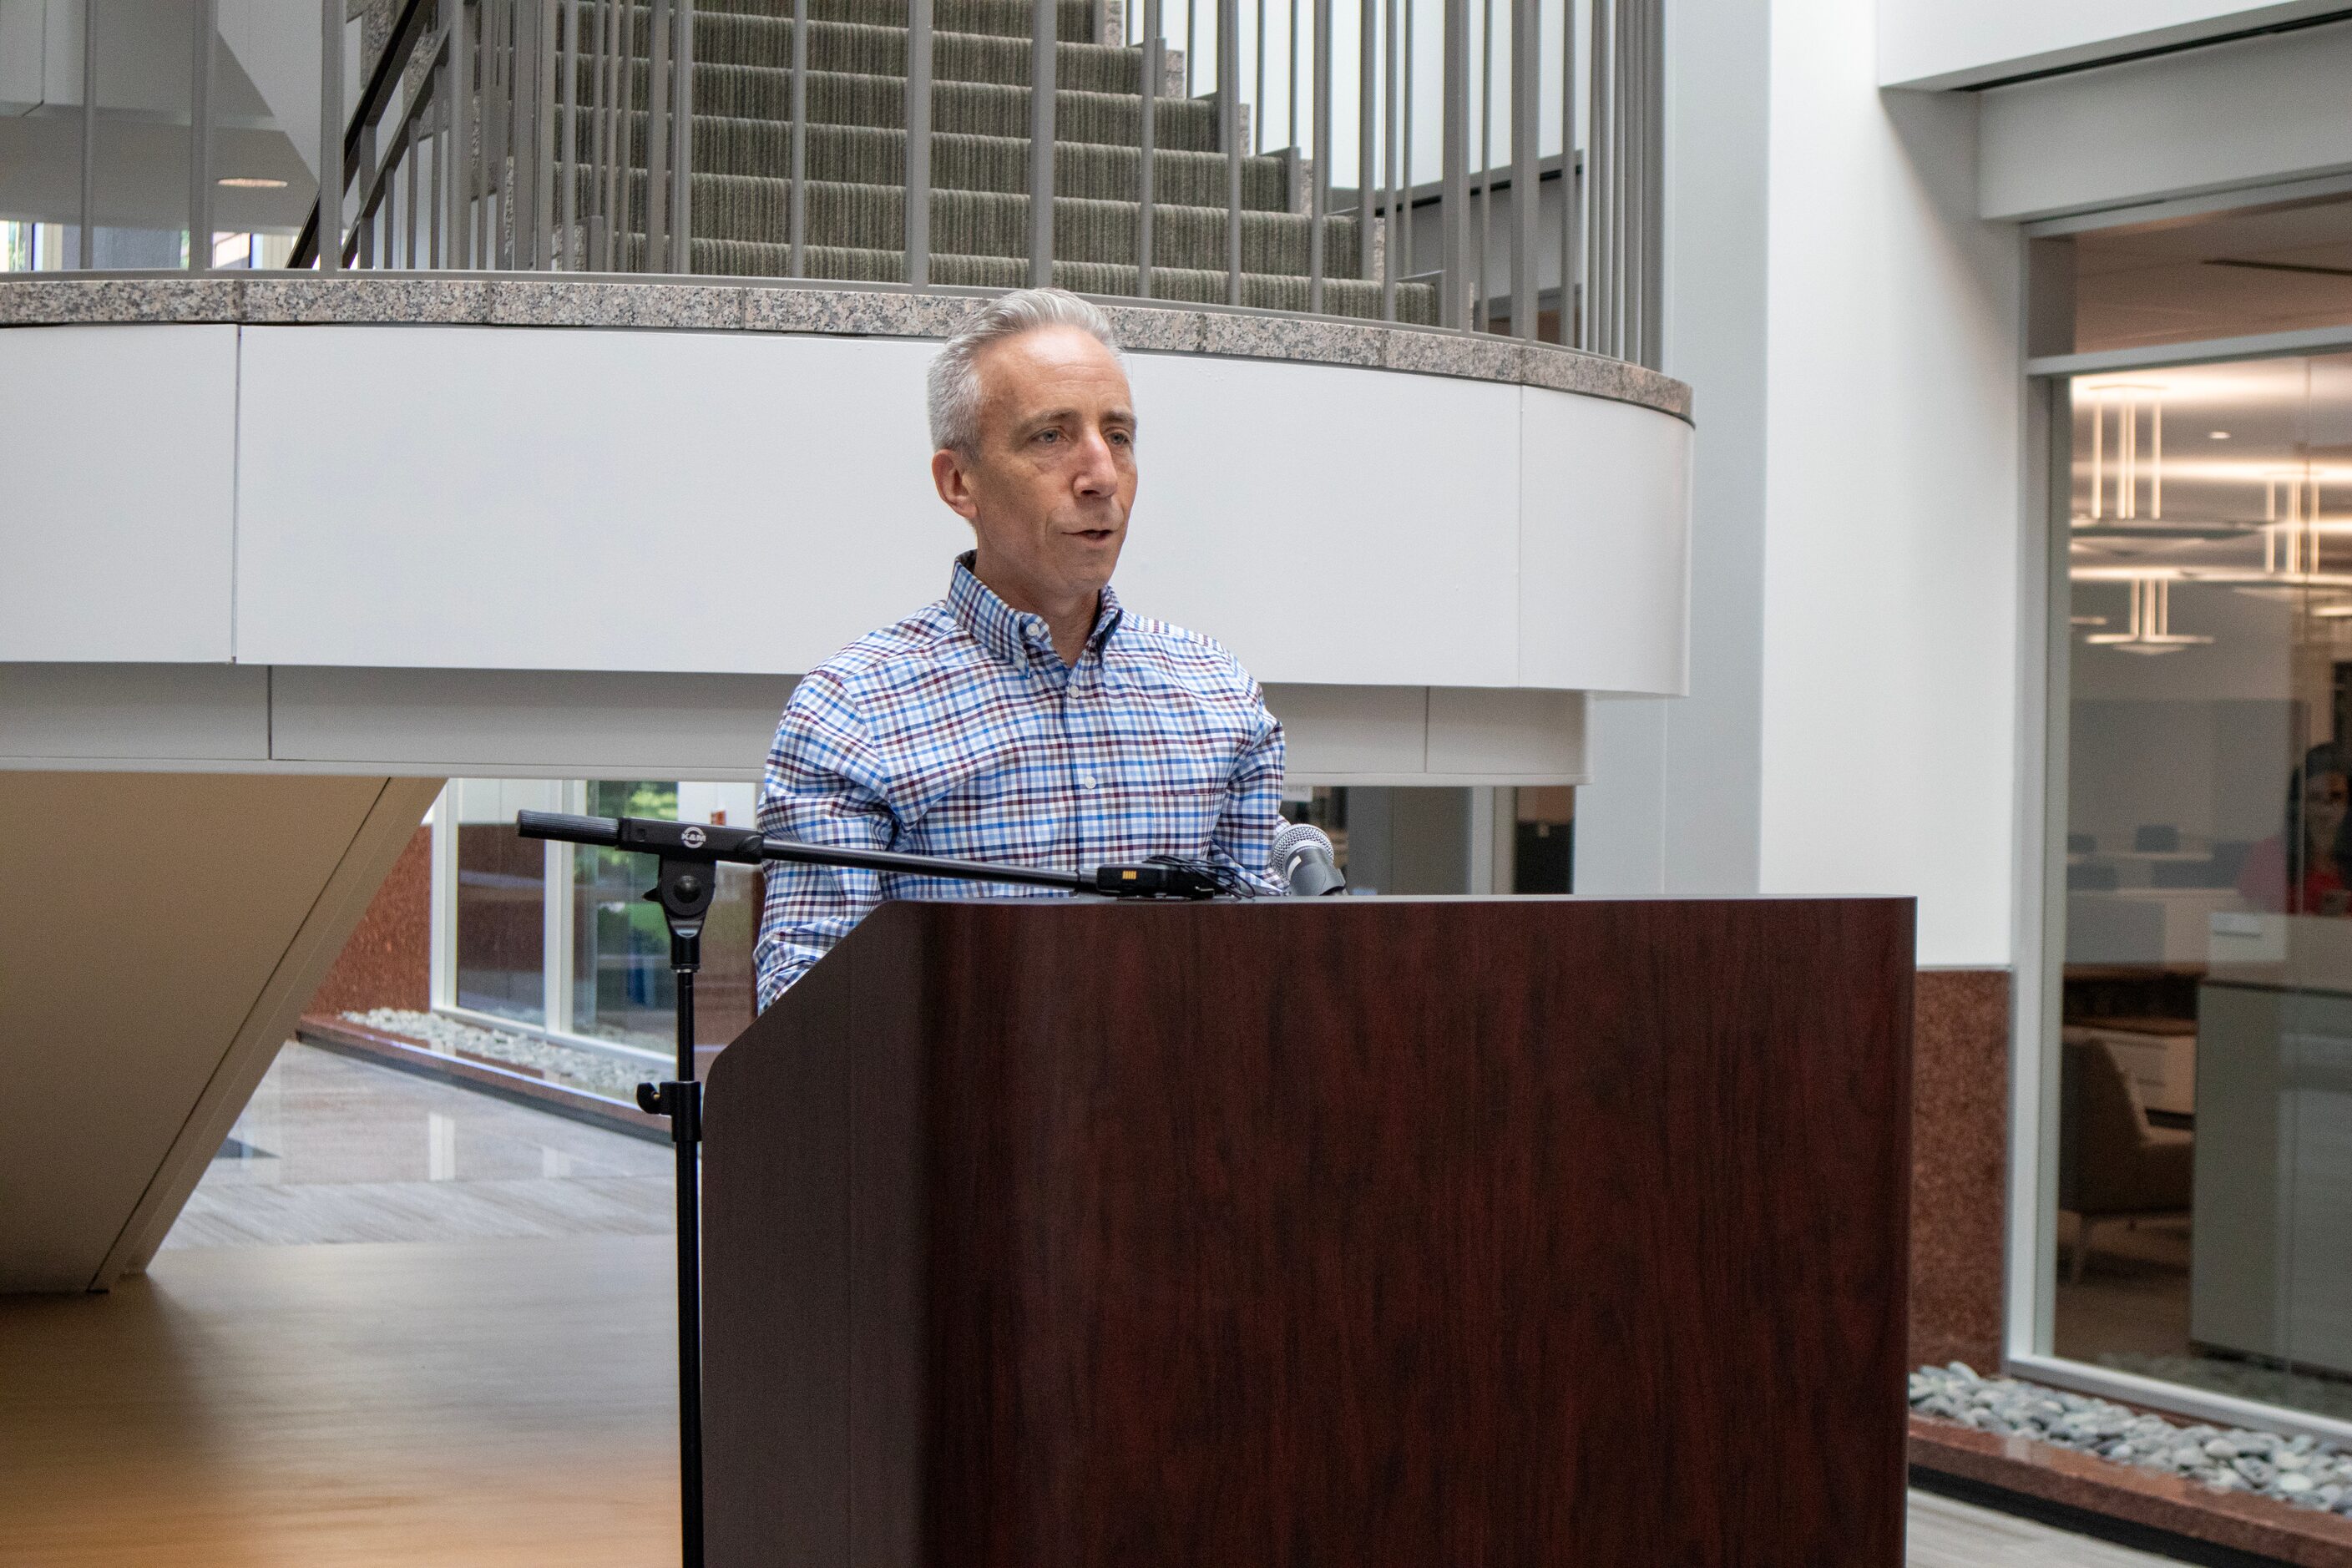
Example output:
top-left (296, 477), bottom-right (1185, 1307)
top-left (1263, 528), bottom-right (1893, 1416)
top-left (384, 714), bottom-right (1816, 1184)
top-left (2087, 384), bottom-right (2163, 524)
top-left (2211, 431), bottom-right (2231, 441)
top-left (2086, 578), bottom-right (2213, 655)
top-left (216, 175), bottom-right (287, 189)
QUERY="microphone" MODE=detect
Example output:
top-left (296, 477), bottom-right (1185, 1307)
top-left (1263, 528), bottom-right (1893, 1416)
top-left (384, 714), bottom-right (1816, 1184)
top-left (1271, 821), bottom-right (1347, 897)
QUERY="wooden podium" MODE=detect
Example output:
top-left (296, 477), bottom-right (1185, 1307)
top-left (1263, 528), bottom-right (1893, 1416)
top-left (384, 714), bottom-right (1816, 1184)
top-left (703, 896), bottom-right (1914, 1566)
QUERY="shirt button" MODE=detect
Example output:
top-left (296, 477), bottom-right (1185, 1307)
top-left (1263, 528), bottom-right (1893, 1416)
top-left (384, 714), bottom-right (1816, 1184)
top-left (1079, 773), bottom-right (1100, 791)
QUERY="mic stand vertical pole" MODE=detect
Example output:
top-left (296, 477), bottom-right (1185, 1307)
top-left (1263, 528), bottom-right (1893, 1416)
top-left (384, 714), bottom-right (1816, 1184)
top-left (636, 857), bottom-right (709, 1568)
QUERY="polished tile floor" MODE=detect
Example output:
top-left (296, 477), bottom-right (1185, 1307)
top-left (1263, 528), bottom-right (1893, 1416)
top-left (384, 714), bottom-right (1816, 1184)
top-left (166, 1042), bottom-right (674, 1248)
top-left (0, 1042), bottom-right (2174, 1565)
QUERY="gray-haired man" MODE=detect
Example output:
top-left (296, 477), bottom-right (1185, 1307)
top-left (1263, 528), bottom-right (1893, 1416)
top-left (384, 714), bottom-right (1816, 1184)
top-left (751, 288), bottom-right (1287, 1007)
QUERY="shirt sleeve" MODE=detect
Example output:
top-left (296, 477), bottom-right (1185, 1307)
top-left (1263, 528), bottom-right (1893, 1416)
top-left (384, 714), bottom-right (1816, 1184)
top-left (1207, 680), bottom-right (1287, 897)
top-left (754, 673), bottom-right (897, 1010)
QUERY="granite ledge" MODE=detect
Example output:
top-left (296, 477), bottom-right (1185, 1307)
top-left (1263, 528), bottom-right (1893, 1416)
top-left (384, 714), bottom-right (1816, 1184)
top-left (0, 274), bottom-right (1692, 421)
top-left (1911, 1414), bottom-right (2352, 1568)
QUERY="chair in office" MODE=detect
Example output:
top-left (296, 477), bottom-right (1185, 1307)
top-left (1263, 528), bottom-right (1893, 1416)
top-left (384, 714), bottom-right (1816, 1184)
top-left (2058, 1035), bottom-right (2194, 1284)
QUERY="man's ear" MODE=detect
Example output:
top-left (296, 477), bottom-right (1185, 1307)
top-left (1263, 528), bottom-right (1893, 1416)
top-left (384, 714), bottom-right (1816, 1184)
top-left (932, 448), bottom-right (981, 523)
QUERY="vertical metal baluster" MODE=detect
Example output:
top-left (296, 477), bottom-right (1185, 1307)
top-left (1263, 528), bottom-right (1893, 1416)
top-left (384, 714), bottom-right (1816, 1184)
top-left (79, 0), bottom-right (95, 267)
top-left (510, 0), bottom-right (534, 264)
top-left (539, 0), bottom-right (560, 266)
top-left (189, 0), bottom-right (214, 269)
top-left (1439, 0), bottom-right (1465, 329)
top-left (1622, 0), bottom-right (1640, 361)
top-left (358, 117), bottom-right (376, 265)
top-left (1186, 0), bottom-right (1195, 95)
top-left (560, 0), bottom-right (577, 266)
top-left (406, 118), bottom-right (421, 266)
top-left (1354, 0), bottom-right (1371, 288)
top-left (1558, 0), bottom-right (1575, 346)
top-left (1252, 0), bottom-right (1264, 154)
top-left (905, 0), bottom-right (932, 285)
top-left (487, 0), bottom-right (508, 266)
top-left (1286, 0), bottom-right (1297, 154)
top-left (1641, 0), bottom-right (1661, 365)
top-left (609, 0), bottom-right (630, 270)
top-left (668, 0), bottom-right (691, 273)
top-left (1220, 0), bottom-right (1239, 303)
top-left (1137, 0), bottom-right (1159, 297)
top-left (317, 0), bottom-right (341, 271)
top-left (1509, 0), bottom-right (1533, 339)
top-left (431, 66), bottom-right (446, 266)
top-left (1030, 0), bottom-right (1055, 287)
top-left (788, 0), bottom-right (807, 276)
top-left (1610, 0), bottom-right (1626, 356)
top-left (1581, 0), bottom-right (1599, 350)
top-left (1307, 0), bottom-right (1327, 312)
top-left (1399, 0), bottom-right (1411, 284)
top-left (644, 0), bottom-right (671, 270)
top-left (450, 0), bottom-right (473, 266)
top-left (1474, 0), bottom-right (1490, 330)
top-left (1378, 0), bottom-right (1394, 319)
top-left (592, 0), bottom-right (611, 266)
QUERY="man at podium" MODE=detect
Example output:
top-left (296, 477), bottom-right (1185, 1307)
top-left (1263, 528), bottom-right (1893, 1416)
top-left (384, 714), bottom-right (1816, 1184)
top-left (752, 288), bottom-right (1287, 1010)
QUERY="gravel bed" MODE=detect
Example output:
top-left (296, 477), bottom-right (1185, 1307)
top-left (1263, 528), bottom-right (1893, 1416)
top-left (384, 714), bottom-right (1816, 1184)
top-left (1913, 1362), bottom-right (2352, 1515)
top-left (342, 1009), bottom-right (657, 1103)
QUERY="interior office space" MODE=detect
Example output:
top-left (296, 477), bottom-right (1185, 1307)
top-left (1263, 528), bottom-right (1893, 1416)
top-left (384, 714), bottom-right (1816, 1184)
top-left (18, 0), bottom-right (2352, 1562)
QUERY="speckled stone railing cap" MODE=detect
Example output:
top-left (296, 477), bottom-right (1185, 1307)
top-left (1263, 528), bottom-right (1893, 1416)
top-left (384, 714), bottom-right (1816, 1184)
top-left (0, 273), bottom-right (1693, 422)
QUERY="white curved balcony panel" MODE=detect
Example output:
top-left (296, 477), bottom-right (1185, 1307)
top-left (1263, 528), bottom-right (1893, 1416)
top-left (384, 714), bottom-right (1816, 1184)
top-left (0, 324), bottom-right (238, 664)
top-left (224, 323), bottom-right (1687, 695)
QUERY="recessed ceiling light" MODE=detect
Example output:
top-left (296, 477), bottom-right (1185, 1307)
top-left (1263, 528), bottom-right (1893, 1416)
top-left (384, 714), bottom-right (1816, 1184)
top-left (2209, 431), bottom-right (2232, 440)
top-left (216, 175), bottom-right (287, 189)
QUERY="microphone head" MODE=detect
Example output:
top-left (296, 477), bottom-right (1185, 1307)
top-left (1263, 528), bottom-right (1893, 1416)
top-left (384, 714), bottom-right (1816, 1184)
top-left (1270, 820), bottom-right (1337, 878)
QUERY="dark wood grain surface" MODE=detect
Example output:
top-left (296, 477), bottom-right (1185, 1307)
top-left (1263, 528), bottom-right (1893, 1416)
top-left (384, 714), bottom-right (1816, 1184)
top-left (705, 897), bottom-right (1914, 1567)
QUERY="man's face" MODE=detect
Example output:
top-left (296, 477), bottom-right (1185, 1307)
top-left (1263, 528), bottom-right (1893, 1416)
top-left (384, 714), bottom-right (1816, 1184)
top-left (933, 325), bottom-right (1138, 608)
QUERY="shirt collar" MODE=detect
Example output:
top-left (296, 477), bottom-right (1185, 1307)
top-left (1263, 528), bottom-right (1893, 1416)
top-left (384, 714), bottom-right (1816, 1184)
top-left (948, 551), bottom-right (1125, 671)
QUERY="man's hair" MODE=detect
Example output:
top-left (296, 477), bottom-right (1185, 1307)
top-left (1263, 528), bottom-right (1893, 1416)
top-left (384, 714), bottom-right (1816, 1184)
top-left (928, 287), bottom-right (1121, 455)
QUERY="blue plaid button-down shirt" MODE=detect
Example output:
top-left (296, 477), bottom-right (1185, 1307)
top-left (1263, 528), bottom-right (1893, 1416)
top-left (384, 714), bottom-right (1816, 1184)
top-left (754, 553), bottom-right (1285, 1007)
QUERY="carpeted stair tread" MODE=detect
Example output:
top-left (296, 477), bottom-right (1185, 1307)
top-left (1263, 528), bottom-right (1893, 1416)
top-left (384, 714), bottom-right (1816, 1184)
top-left (643, 13), bottom-right (1149, 94)
top-left (630, 63), bottom-right (1225, 150)
top-left (688, 0), bottom-right (1098, 41)
top-left (604, 117), bottom-right (1292, 209)
top-left (665, 236), bottom-right (1435, 321)
top-left (666, 171), bottom-right (1364, 274)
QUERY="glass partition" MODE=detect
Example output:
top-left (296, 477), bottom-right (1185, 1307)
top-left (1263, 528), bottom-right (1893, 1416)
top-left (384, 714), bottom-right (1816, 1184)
top-left (452, 779), bottom-right (555, 1023)
top-left (2054, 352), bottom-right (2352, 1424)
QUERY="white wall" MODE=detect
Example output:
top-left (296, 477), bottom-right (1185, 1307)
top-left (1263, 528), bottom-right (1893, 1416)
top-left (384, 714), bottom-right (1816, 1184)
top-left (1585, 0), bottom-right (2026, 963)
top-left (1879, 0), bottom-right (2339, 90)
top-left (1760, 22), bottom-right (2025, 966)
top-left (1574, 0), bottom-right (1770, 898)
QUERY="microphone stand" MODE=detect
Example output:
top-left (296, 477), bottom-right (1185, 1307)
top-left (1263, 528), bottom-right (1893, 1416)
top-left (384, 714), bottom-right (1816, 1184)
top-left (513, 810), bottom-right (1226, 1568)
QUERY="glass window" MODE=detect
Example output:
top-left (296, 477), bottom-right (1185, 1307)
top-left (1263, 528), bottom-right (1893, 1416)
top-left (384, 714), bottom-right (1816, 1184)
top-left (570, 781), bottom-right (761, 1050)
top-left (2052, 352), bottom-right (2352, 1424)
top-left (2071, 195), bottom-right (2352, 355)
top-left (453, 779), bottom-right (554, 1024)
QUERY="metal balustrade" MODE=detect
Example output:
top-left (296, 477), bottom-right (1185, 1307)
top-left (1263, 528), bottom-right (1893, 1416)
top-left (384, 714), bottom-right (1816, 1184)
top-left (43, 0), bottom-right (1663, 366)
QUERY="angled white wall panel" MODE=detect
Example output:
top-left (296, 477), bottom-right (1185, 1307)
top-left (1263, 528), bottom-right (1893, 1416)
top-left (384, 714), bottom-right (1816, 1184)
top-left (1517, 387), bottom-right (1692, 696)
top-left (0, 324), bottom-right (236, 662)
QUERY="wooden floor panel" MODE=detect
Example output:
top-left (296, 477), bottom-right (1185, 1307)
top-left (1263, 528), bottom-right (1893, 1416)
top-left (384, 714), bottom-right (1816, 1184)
top-left (0, 1237), bottom-right (679, 1567)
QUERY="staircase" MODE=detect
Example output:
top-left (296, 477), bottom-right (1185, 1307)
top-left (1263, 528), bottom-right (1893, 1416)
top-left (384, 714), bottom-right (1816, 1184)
top-left (604, 0), bottom-right (1436, 321)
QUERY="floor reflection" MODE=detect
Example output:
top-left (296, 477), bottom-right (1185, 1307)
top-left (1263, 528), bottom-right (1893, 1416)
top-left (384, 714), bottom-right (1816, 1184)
top-left (165, 1042), bottom-right (674, 1249)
